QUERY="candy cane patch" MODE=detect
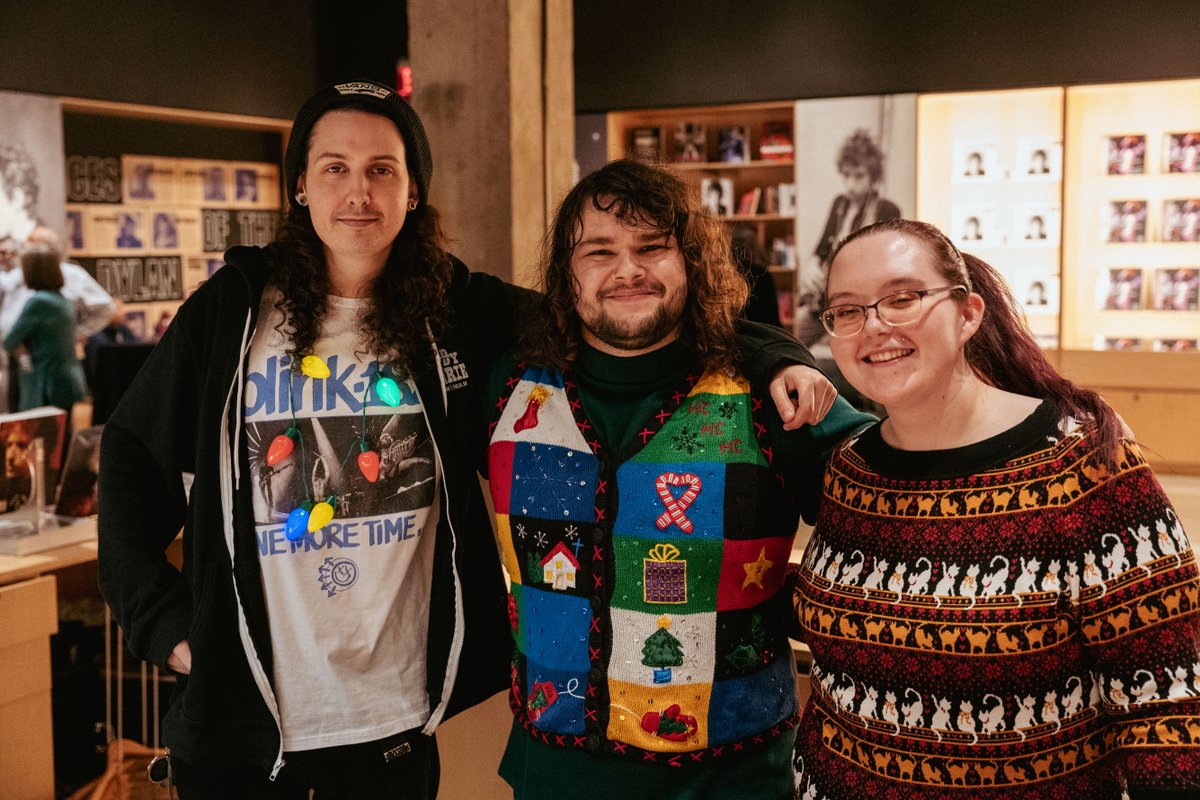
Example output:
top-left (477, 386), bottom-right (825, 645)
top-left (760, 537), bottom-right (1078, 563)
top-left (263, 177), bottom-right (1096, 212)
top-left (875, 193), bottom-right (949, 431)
top-left (654, 472), bottom-right (702, 533)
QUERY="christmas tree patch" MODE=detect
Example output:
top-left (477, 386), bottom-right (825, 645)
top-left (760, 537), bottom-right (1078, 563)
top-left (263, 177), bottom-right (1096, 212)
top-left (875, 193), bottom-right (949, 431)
top-left (642, 615), bottom-right (685, 683)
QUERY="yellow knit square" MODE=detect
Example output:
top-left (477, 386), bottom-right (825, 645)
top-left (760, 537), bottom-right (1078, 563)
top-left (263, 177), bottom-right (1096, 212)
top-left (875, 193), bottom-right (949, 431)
top-left (689, 371), bottom-right (748, 397)
top-left (606, 677), bottom-right (711, 752)
top-left (494, 514), bottom-right (522, 585)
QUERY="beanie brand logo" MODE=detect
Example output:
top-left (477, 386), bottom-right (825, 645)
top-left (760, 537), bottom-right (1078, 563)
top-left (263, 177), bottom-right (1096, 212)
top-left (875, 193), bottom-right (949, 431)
top-left (334, 82), bottom-right (392, 99)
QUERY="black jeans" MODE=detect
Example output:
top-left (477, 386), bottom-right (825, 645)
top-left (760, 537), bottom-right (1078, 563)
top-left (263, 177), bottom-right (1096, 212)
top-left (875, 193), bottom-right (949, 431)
top-left (171, 728), bottom-right (439, 800)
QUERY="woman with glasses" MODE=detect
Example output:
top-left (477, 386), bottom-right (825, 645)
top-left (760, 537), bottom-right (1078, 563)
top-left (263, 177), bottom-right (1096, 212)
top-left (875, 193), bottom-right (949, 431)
top-left (791, 217), bottom-right (1200, 799)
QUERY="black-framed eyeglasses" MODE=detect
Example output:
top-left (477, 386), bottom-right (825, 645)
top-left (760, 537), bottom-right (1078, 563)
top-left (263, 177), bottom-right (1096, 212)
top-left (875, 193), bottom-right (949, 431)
top-left (819, 285), bottom-right (968, 337)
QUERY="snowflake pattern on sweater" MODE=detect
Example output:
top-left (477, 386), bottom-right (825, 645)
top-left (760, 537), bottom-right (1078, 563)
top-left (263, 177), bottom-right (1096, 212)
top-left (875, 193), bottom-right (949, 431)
top-left (793, 407), bottom-right (1200, 799)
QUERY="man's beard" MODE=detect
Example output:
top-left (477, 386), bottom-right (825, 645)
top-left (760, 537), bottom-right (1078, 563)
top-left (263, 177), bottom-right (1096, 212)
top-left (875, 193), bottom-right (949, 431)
top-left (577, 285), bottom-right (686, 352)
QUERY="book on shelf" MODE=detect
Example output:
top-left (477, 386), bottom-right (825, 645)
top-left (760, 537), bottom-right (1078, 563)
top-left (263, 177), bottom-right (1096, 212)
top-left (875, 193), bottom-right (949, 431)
top-left (629, 126), bottom-right (662, 161)
top-left (759, 120), bottom-right (794, 161)
top-left (762, 186), bottom-right (779, 214)
top-left (777, 182), bottom-right (797, 216)
top-left (718, 125), bottom-right (749, 163)
top-left (672, 122), bottom-right (707, 163)
top-left (737, 187), bottom-right (762, 216)
top-left (55, 425), bottom-right (102, 519)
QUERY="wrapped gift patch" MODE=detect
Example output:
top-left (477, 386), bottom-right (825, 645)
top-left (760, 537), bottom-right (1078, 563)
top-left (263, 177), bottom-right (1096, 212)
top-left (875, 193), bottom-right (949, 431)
top-left (644, 543), bottom-right (687, 604)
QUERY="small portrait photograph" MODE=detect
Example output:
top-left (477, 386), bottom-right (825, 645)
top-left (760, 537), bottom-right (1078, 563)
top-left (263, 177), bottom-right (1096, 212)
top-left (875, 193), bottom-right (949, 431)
top-left (1100, 267), bottom-right (1144, 310)
top-left (1105, 134), bottom-right (1146, 175)
top-left (235, 168), bottom-right (259, 202)
top-left (121, 156), bottom-right (177, 204)
top-left (717, 125), bottom-right (748, 163)
top-left (1163, 198), bottom-right (1200, 242)
top-left (1011, 202), bottom-right (1060, 247)
top-left (1165, 132), bottom-right (1200, 174)
top-left (1013, 269), bottom-right (1059, 314)
top-left (124, 308), bottom-right (147, 340)
top-left (202, 165), bottom-right (227, 202)
top-left (950, 203), bottom-right (997, 246)
top-left (672, 122), bottom-right (706, 163)
top-left (1151, 338), bottom-right (1198, 352)
top-left (699, 177), bottom-right (734, 217)
top-left (1097, 336), bottom-right (1143, 351)
top-left (1151, 267), bottom-right (1200, 311)
top-left (1015, 136), bottom-right (1062, 181)
top-left (125, 161), bottom-right (156, 200)
top-left (66, 209), bottom-right (84, 251)
top-left (952, 140), bottom-right (998, 182)
top-left (152, 212), bottom-right (178, 249)
top-left (1106, 200), bottom-right (1147, 243)
top-left (115, 211), bottom-right (144, 249)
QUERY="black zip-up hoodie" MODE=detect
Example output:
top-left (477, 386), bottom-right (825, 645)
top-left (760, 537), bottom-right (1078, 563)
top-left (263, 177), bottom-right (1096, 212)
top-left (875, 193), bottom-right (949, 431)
top-left (98, 245), bottom-right (516, 776)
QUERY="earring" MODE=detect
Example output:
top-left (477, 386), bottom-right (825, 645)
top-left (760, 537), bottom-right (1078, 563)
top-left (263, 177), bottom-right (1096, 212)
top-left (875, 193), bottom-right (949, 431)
top-left (407, 199), bottom-right (418, 211)
top-left (295, 192), bottom-right (308, 207)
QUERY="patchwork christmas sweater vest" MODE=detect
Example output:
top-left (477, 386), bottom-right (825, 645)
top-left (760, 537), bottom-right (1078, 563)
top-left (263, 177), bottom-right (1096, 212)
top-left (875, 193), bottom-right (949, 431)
top-left (487, 364), bottom-right (801, 763)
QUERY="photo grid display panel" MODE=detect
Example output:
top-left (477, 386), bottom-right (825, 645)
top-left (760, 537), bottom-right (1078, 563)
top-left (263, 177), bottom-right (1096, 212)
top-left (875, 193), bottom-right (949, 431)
top-left (916, 87), bottom-right (1065, 349)
top-left (66, 154), bottom-right (282, 339)
top-left (1062, 80), bottom-right (1200, 351)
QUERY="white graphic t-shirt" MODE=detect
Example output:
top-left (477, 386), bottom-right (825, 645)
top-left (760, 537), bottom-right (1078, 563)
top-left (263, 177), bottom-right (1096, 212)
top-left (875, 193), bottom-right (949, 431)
top-left (245, 291), bottom-right (439, 751)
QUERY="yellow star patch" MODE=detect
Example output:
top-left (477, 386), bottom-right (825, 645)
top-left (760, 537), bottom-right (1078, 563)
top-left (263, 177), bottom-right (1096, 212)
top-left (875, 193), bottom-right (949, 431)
top-left (742, 547), bottom-right (775, 589)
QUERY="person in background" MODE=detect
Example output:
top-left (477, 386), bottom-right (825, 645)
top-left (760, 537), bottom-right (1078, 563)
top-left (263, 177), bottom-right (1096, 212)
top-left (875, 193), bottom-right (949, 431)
top-left (5, 247), bottom-right (87, 469)
top-left (480, 159), bottom-right (870, 799)
top-left (732, 226), bottom-right (782, 327)
top-left (83, 298), bottom-right (138, 392)
top-left (0, 226), bottom-right (115, 412)
top-left (791, 217), bottom-right (1200, 799)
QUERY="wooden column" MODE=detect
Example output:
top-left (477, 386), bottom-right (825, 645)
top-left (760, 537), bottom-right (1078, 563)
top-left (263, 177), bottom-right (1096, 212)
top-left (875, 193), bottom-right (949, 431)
top-left (408, 0), bottom-right (574, 287)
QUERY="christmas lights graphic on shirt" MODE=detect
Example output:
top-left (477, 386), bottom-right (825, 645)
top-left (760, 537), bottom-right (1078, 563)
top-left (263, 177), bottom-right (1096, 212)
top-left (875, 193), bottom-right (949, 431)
top-left (644, 544), bottom-right (687, 604)
top-left (642, 615), bottom-right (684, 684)
top-left (654, 472), bottom-right (702, 533)
top-left (513, 385), bottom-right (552, 433)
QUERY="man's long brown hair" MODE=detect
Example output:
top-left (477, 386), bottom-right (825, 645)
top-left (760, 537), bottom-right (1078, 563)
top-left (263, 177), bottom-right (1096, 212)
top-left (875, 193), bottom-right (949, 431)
top-left (521, 159), bottom-right (748, 372)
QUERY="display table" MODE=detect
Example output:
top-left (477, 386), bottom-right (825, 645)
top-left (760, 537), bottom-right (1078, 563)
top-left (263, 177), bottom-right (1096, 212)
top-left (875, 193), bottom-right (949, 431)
top-left (0, 517), bottom-right (97, 800)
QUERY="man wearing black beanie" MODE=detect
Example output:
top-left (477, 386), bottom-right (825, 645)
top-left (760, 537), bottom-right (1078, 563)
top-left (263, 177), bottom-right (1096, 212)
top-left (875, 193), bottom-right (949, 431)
top-left (98, 80), bottom-right (828, 798)
top-left (98, 79), bottom-right (524, 798)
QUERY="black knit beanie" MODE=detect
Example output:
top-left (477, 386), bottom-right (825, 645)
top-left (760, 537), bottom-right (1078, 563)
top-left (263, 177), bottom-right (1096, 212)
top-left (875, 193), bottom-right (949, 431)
top-left (284, 80), bottom-right (432, 204)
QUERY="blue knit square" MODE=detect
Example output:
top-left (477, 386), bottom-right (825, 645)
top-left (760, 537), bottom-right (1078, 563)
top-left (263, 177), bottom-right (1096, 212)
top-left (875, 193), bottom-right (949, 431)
top-left (510, 442), bottom-right (598, 522)
top-left (706, 655), bottom-right (797, 745)
top-left (613, 461), bottom-right (726, 541)
top-left (524, 660), bottom-right (586, 735)
top-left (521, 586), bottom-right (590, 671)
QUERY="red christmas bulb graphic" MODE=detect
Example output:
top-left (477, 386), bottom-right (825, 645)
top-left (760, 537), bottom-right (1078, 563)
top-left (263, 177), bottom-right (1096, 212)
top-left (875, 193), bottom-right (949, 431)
top-left (357, 448), bottom-right (380, 483)
top-left (266, 427), bottom-right (298, 465)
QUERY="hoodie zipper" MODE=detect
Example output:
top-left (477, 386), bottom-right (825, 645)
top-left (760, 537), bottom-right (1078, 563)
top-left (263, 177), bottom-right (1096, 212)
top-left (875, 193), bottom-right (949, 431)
top-left (219, 309), bottom-right (287, 779)
top-left (418, 334), bottom-right (464, 734)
